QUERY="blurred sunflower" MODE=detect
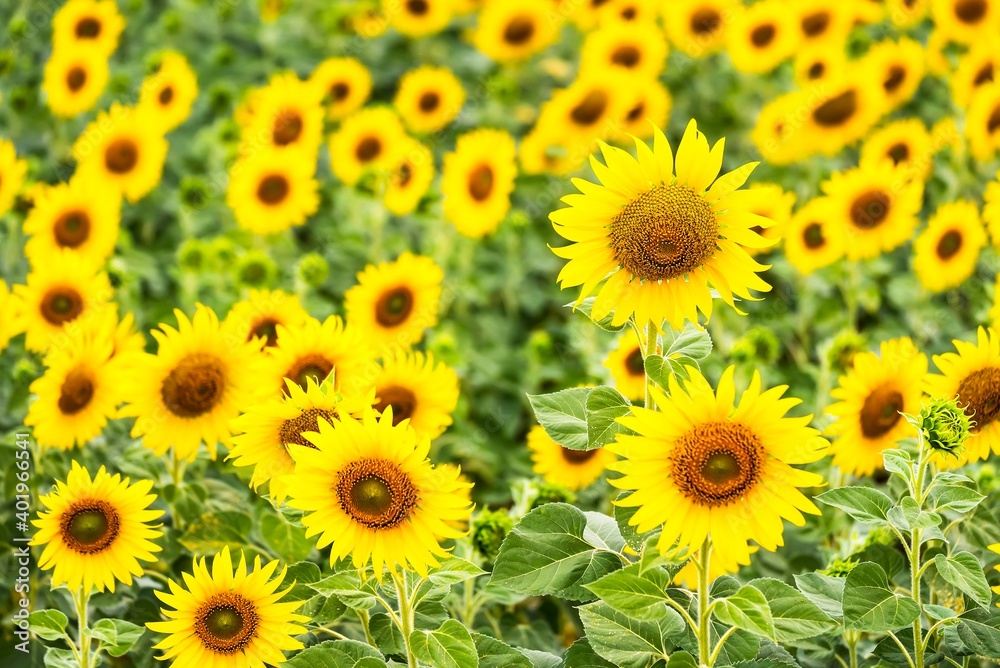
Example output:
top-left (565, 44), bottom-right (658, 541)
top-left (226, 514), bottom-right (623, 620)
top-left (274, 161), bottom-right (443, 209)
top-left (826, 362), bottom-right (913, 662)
top-left (0, 138), bottom-right (26, 219)
top-left (0, 281), bottom-right (23, 352)
top-left (913, 201), bottom-right (986, 293)
top-left (886, 0), bottom-right (929, 26)
top-left (860, 118), bottom-right (933, 180)
top-left (951, 42), bottom-right (998, 108)
top-left (138, 51), bottom-right (198, 134)
top-left (743, 182), bottom-right (795, 257)
top-left (862, 38), bottom-right (925, 110)
top-left (384, 136), bottom-right (435, 215)
top-left (394, 66), bottom-right (465, 134)
top-left (23, 174), bottom-right (120, 269)
top-left (442, 128), bottom-right (517, 238)
top-left (372, 350), bottom-right (459, 440)
top-left (73, 104), bottom-right (169, 203)
top-left (793, 45), bottom-right (847, 85)
top-left (392, 0), bottom-right (453, 37)
top-left (602, 329), bottom-right (647, 401)
top-left (827, 337), bottom-right (927, 476)
top-left (52, 0), bottom-right (124, 56)
top-left (473, 0), bottom-right (561, 63)
top-left (528, 425), bottom-right (616, 491)
top-left (550, 121), bottom-right (772, 330)
top-left (329, 106), bottom-right (407, 186)
top-left (267, 316), bottom-right (374, 398)
top-left (43, 47), bottom-right (109, 118)
top-left (147, 547), bottom-right (307, 668)
top-left (727, 0), bottom-right (800, 74)
top-left (226, 147), bottom-right (319, 235)
top-left (966, 82), bottom-right (1000, 161)
top-left (610, 366), bottom-right (827, 572)
top-left (241, 73), bottom-right (324, 159)
top-left (751, 93), bottom-right (802, 165)
top-left (599, 0), bottom-right (660, 23)
top-left (663, 0), bottom-right (737, 57)
top-left (927, 327), bottom-right (1000, 465)
top-left (15, 250), bottom-right (113, 352)
top-left (30, 461), bottom-right (162, 593)
top-left (793, 1), bottom-right (854, 46)
top-left (120, 305), bottom-right (266, 461)
top-left (932, 0), bottom-right (1000, 45)
top-left (345, 252), bottom-right (443, 352)
top-left (783, 197), bottom-right (846, 275)
top-left (518, 128), bottom-right (588, 176)
top-left (579, 21), bottom-right (668, 82)
top-left (821, 162), bottom-right (923, 261)
top-left (222, 289), bottom-right (309, 349)
top-left (800, 76), bottom-right (885, 157)
top-left (537, 77), bottom-right (636, 145)
top-left (616, 81), bottom-right (672, 141)
top-left (310, 57), bottom-right (372, 121)
top-left (91, 305), bottom-right (145, 360)
top-left (285, 408), bottom-right (473, 576)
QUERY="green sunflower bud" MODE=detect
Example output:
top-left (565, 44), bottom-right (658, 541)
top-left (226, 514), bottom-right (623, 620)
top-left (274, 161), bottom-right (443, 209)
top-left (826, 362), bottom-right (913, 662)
top-left (177, 239), bottom-right (208, 272)
top-left (208, 237), bottom-right (237, 268)
top-left (731, 326), bottom-right (780, 365)
top-left (180, 176), bottom-right (212, 211)
top-left (820, 557), bottom-right (859, 577)
top-left (297, 253), bottom-right (329, 288)
top-left (918, 397), bottom-right (973, 458)
top-left (530, 482), bottom-right (576, 509)
top-left (825, 329), bottom-right (867, 375)
top-left (235, 250), bottom-right (277, 288)
top-left (471, 509), bottom-right (514, 562)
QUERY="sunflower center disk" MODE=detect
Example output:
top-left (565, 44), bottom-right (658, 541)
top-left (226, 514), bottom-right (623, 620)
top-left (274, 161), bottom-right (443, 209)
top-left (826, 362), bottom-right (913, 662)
top-left (690, 8), bottom-right (721, 35)
top-left (419, 91), bottom-right (440, 112)
top-left (330, 82), bottom-right (349, 101)
top-left (849, 190), bottom-right (891, 230)
top-left (161, 353), bottom-right (226, 418)
top-left (974, 63), bottom-right (994, 86)
top-left (273, 110), bottom-right (303, 146)
top-left (671, 422), bottom-right (764, 507)
top-left (957, 367), bottom-right (1000, 432)
top-left (257, 175), bottom-right (289, 205)
top-left (61, 500), bottom-right (120, 554)
top-left (249, 318), bottom-right (279, 346)
top-left (337, 458), bottom-right (418, 529)
top-left (611, 45), bottom-right (641, 68)
top-left (860, 385), bottom-right (903, 438)
top-left (936, 230), bottom-right (963, 260)
top-left (67, 67), bottom-right (87, 92)
top-left (803, 222), bottom-right (825, 249)
top-left (750, 24), bottom-right (776, 47)
top-left (279, 408), bottom-right (337, 448)
top-left (375, 386), bottom-right (418, 425)
top-left (570, 90), bottom-right (608, 127)
top-left (956, 0), bottom-right (987, 24)
top-left (801, 11), bottom-right (830, 36)
top-left (561, 447), bottom-right (598, 464)
top-left (625, 347), bottom-right (645, 375)
top-left (55, 210), bottom-right (91, 247)
top-left (105, 139), bottom-right (139, 174)
top-left (356, 137), bottom-right (382, 162)
top-left (287, 354), bottom-right (334, 392)
top-left (76, 17), bottom-right (101, 38)
top-left (41, 287), bottom-right (84, 325)
top-left (812, 90), bottom-right (857, 127)
top-left (503, 16), bottom-right (535, 45)
top-left (888, 143), bottom-right (909, 164)
top-left (610, 184), bottom-right (719, 282)
top-left (375, 287), bottom-right (414, 326)
top-left (195, 593), bottom-right (259, 654)
top-left (467, 165), bottom-right (494, 201)
top-left (59, 368), bottom-right (95, 414)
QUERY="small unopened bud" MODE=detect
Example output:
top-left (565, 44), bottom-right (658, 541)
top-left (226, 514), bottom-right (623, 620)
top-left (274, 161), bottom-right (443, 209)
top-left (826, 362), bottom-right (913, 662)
top-left (919, 397), bottom-right (973, 458)
top-left (471, 509), bottom-right (514, 562)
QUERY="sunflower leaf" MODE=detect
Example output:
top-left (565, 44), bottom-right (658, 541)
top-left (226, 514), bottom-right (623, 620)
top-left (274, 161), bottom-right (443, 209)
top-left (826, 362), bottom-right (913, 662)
top-left (842, 562), bottom-right (920, 632)
top-left (933, 552), bottom-right (992, 608)
top-left (584, 563), bottom-right (673, 621)
top-left (28, 609), bottom-right (69, 641)
top-left (586, 386), bottom-right (633, 448)
top-left (816, 486), bottom-right (894, 524)
top-left (471, 633), bottom-right (533, 668)
top-left (713, 584), bottom-right (776, 640)
top-left (748, 578), bottom-right (838, 641)
top-left (409, 619), bottom-right (478, 668)
top-left (578, 601), bottom-right (680, 668)
top-left (90, 618), bottom-right (145, 657)
top-left (662, 322), bottom-right (713, 360)
top-left (956, 608), bottom-right (1000, 658)
top-left (527, 387), bottom-right (591, 450)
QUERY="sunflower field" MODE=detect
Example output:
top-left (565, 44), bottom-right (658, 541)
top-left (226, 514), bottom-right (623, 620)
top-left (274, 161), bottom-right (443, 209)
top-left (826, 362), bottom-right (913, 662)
top-left (9, 0), bottom-right (1000, 667)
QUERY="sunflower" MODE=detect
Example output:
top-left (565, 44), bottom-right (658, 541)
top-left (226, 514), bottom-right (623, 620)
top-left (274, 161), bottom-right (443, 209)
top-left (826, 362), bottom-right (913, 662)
top-left (598, 0), bottom-right (660, 23)
top-left (793, 45), bottom-right (847, 85)
top-left (15, 250), bottom-right (113, 353)
top-left (820, 162), bottom-right (923, 261)
top-left (743, 182), bottom-right (795, 257)
top-left (328, 107), bottom-right (407, 186)
top-left (793, 1), bottom-right (854, 46)
top-left (528, 425), bottom-right (617, 491)
top-left (30, 461), bottom-right (162, 593)
top-left (927, 327), bottom-right (1000, 465)
top-left (609, 366), bottom-right (827, 572)
top-left (862, 38), bottom-right (925, 110)
top-left (551, 121), bottom-right (773, 331)
top-left (240, 73), bottom-right (324, 159)
top-left (826, 338), bottom-right (928, 476)
top-left (222, 289), bottom-right (309, 349)
top-left (913, 201), bottom-right (986, 293)
top-left (800, 76), bottom-right (886, 157)
top-left (344, 252), bottom-right (443, 352)
top-left (284, 408), bottom-right (473, 576)
top-left (442, 128), bottom-right (517, 238)
top-left (886, 0), bottom-right (929, 26)
top-left (602, 329), bottom-right (647, 401)
top-left (472, 0), bottom-right (561, 63)
top-left (518, 128), bottom-right (589, 176)
top-left (147, 547), bottom-right (307, 668)
top-left (727, 1), bottom-right (801, 74)
top-left (966, 82), bottom-right (1000, 161)
top-left (119, 305), bottom-right (267, 461)
top-left (310, 57), bottom-right (372, 121)
top-left (23, 173), bottom-right (121, 269)
top-left (43, 47), bottom-right (109, 118)
top-left (860, 118), bottom-right (934, 181)
top-left (783, 197), bottom-right (846, 275)
top-left (952, 42), bottom-right (999, 108)
top-left (932, 0), bottom-right (1000, 45)
top-left (0, 280), bottom-right (23, 352)
top-left (393, 66), bottom-right (465, 134)
top-left (0, 138), bottom-right (27, 219)
top-left (579, 21), bottom-right (669, 82)
top-left (751, 93), bottom-right (804, 165)
top-left (616, 81), bottom-right (672, 141)
top-left (663, 0), bottom-right (738, 58)
top-left (266, 315), bottom-right (375, 399)
top-left (93, 306), bottom-right (146, 360)
top-left (51, 0), bottom-right (124, 57)
top-left (73, 104), bottom-right (169, 203)
top-left (567, 0), bottom-right (615, 30)
top-left (138, 51), bottom-right (199, 134)
top-left (537, 76), bottom-right (637, 145)
top-left (384, 136), bottom-right (435, 216)
top-left (229, 377), bottom-right (371, 503)
top-left (371, 350), bottom-right (459, 440)
top-left (25, 329), bottom-right (127, 450)
top-left (226, 147), bottom-right (319, 235)
top-left (391, 0), bottom-right (453, 37)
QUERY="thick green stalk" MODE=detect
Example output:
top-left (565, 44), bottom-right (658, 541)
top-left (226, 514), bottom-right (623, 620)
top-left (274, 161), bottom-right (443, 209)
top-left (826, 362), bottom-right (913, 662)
top-left (911, 445), bottom-right (929, 668)
top-left (698, 541), bottom-right (712, 668)
top-left (643, 320), bottom-right (657, 410)
top-left (392, 572), bottom-right (419, 668)
top-left (74, 587), bottom-right (91, 668)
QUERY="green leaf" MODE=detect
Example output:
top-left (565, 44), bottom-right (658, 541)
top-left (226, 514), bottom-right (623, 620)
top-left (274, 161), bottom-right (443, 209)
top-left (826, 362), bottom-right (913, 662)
top-left (957, 608), bottom-right (1000, 658)
top-left (843, 562), bottom-right (920, 633)
top-left (283, 561), bottom-right (324, 601)
top-left (713, 584), bottom-right (776, 640)
top-left (887, 497), bottom-right (941, 532)
top-left (308, 572), bottom-right (378, 611)
top-left (29, 609), bottom-right (69, 641)
top-left (260, 512), bottom-right (314, 563)
top-left (427, 557), bottom-right (487, 586)
top-left (871, 628), bottom-right (945, 668)
top-left (583, 511), bottom-right (627, 554)
top-left (488, 503), bottom-right (624, 602)
top-left (934, 552), bottom-right (992, 608)
top-left (643, 355), bottom-right (691, 391)
top-left (567, 297), bottom-right (627, 332)
top-left (663, 322), bottom-right (712, 360)
top-left (177, 510), bottom-right (254, 554)
top-left (748, 578), bottom-right (838, 641)
top-left (585, 564), bottom-right (672, 621)
top-left (43, 648), bottom-right (78, 668)
top-left (586, 386), bottom-right (633, 448)
top-left (666, 651), bottom-right (698, 668)
top-left (409, 619), bottom-right (478, 668)
top-left (881, 449), bottom-right (913, 485)
top-left (285, 640), bottom-right (384, 668)
top-left (90, 618), bottom-right (145, 657)
top-left (613, 500), bottom-right (650, 553)
top-left (925, 604), bottom-right (958, 620)
top-left (369, 612), bottom-right (405, 655)
top-left (929, 483), bottom-right (986, 514)
top-left (527, 388), bottom-right (591, 450)
top-left (330, 640), bottom-right (387, 667)
top-left (562, 639), bottom-right (615, 667)
top-left (471, 633), bottom-right (532, 668)
top-left (816, 487), bottom-right (893, 524)
top-left (578, 601), bottom-right (680, 668)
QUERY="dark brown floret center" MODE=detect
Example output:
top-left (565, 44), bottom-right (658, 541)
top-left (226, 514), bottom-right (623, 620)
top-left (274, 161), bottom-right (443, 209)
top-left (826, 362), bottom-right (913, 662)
top-left (625, 347), bottom-right (645, 376)
top-left (61, 500), bottom-right (120, 554)
top-left (750, 23), bottom-right (776, 47)
top-left (888, 143), bottom-right (909, 164)
top-left (286, 354), bottom-right (334, 393)
top-left (884, 65), bottom-right (906, 93)
top-left (273, 110), bottom-right (303, 146)
top-left (561, 447), bottom-right (598, 464)
top-left (803, 222), bottom-right (825, 249)
top-left (336, 458), bottom-right (418, 529)
top-left (503, 16), bottom-right (535, 45)
top-left (974, 63), bottom-right (994, 86)
top-left (612, 45), bottom-right (641, 68)
top-left (955, 0), bottom-right (987, 24)
top-left (957, 366), bottom-right (1000, 431)
top-left (59, 368), bottom-right (95, 415)
top-left (375, 286), bottom-right (414, 326)
top-left (279, 408), bottom-right (337, 448)
top-left (812, 89), bottom-right (857, 127)
top-left (105, 139), bottom-right (139, 174)
top-left (801, 11), bottom-right (830, 36)
top-left (161, 353), bottom-right (226, 418)
top-left (691, 8), bottom-right (721, 35)
top-left (257, 175), bottom-right (289, 205)
top-left (41, 287), bottom-right (84, 325)
top-left (356, 136), bottom-right (382, 162)
top-left (849, 190), bottom-right (891, 230)
top-left (375, 385), bottom-right (418, 425)
top-left (159, 86), bottom-right (174, 106)
top-left (54, 210), bottom-right (91, 247)
top-left (936, 230), bottom-right (963, 260)
top-left (860, 385), bottom-right (903, 438)
top-left (330, 82), bottom-right (349, 101)
top-left (419, 91), bottom-right (440, 112)
top-left (76, 17), bottom-right (101, 38)
top-left (570, 90), bottom-right (609, 126)
top-left (467, 164), bottom-right (494, 201)
top-left (406, 0), bottom-right (429, 16)
top-left (67, 67), bottom-right (87, 92)
top-left (671, 422), bottom-right (764, 507)
top-left (195, 592), bottom-right (259, 654)
top-left (249, 318), bottom-right (280, 346)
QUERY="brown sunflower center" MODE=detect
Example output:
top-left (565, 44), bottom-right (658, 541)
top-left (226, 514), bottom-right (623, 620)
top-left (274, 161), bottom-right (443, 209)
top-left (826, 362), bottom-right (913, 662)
top-left (750, 23), bottom-right (776, 47)
top-left (273, 110), bottom-right (303, 146)
top-left (884, 65), bottom-right (906, 93)
top-left (60, 500), bottom-right (120, 554)
top-left (849, 190), bottom-right (891, 230)
top-left (330, 81), bottom-right (349, 101)
top-left (570, 90), bottom-right (609, 126)
top-left (356, 136), bottom-right (382, 162)
top-left (808, 62), bottom-right (825, 79)
top-left (76, 17), bottom-right (101, 38)
top-left (104, 139), bottom-right (139, 174)
top-left (336, 458), bottom-right (418, 529)
top-left (888, 142), bottom-right (909, 164)
top-left (860, 385), bottom-right (903, 438)
top-left (561, 447), bottom-right (598, 464)
top-left (801, 11), bottom-right (830, 36)
top-left (974, 63), bottom-right (994, 86)
top-left (988, 105), bottom-right (1000, 133)
top-left (670, 422), bottom-right (764, 507)
top-left (812, 89), bottom-right (857, 127)
top-left (624, 347), bottom-right (645, 375)
top-left (398, 163), bottom-right (413, 188)
top-left (626, 101), bottom-right (645, 122)
top-left (286, 354), bottom-right (334, 392)
top-left (611, 45), bottom-right (641, 68)
top-left (161, 354), bottom-right (226, 418)
top-left (54, 210), bottom-right (91, 247)
top-left (955, 0), bottom-right (987, 24)
top-left (503, 16), bottom-right (535, 45)
top-left (406, 0), bottom-right (429, 15)
top-left (957, 366), bottom-right (1000, 431)
top-left (249, 318), bottom-right (280, 346)
top-left (58, 368), bottom-right (95, 415)
top-left (67, 67), bottom-right (87, 92)
top-left (803, 222), bottom-right (825, 249)
top-left (279, 407), bottom-right (337, 448)
top-left (159, 86), bottom-right (174, 106)
top-left (691, 7), bottom-right (721, 35)
top-left (40, 287), bottom-right (84, 325)
top-left (375, 385), bottom-right (418, 425)
top-left (467, 164), bottom-right (494, 201)
top-left (194, 592), bottom-right (259, 654)
top-left (610, 184), bottom-right (719, 282)
top-left (257, 175), bottom-right (289, 205)
top-left (936, 230), bottom-right (963, 260)
top-left (419, 91), bottom-right (440, 112)
top-left (375, 286), bottom-right (414, 327)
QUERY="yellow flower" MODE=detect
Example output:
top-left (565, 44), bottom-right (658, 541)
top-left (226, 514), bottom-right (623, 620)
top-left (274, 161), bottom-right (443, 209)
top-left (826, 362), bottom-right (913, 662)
top-left (966, 82), bottom-right (1000, 161)
top-left (222, 289), bottom-right (309, 349)
top-left (43, 47), bottom-right (109, 118)
top-left (580, 20), bottom-right (669, 82)
top-left (518, 127), bottom-right (589, 176)
top-left (860, 118), bottom-right (934, 182)
top-left (886, 0), bottom-right (929, 26)
top-left (616, 81), bottom-right (672, 141)
top-left (310, 57), bottom-right (372, 121)
top-left (610, 366), bottom-right (827, 572)
top-left (798, 76), bottom-right (886, 157)
top-left (266, 315), bottom-right (375, 399)
top-left (537, 76), bottom-right (638, 146)
top-left (240, 72), bottom-right (324, 159)
top-left (138, 51), bottom-right (198, 134)
top-left (792, 1), bottom-right (855, 47)
top-left (31, 461), bottom-right (162, 593)
top-left (861, 38), bottom-right (925, 111)
top-left (602, 329), bottom-right (647, 401)
top-left (551, 120), bottom-right (772, 330)
top-left (393, 66), bottom-right (466, 134)
top-left (827, 338), bottom-right (928, 476)
top-left (727, 0), bottom-right (801, 74)
top-left (472, 0), bottom-right (562, 63)
top-left (0, 280), bottom-right (24, 353)
top-left (931, 0), bottom-right (1000, 45)
top-left (442, 128), bottom-right (517, 238)
top-left (285, 408), bottom-right (473, 576)
top-left (384, 136), bottom-right (435, 216)
top-left (663, 0), bottom-right (739, 58)
top-left (528, 425), bottom-right (617, 491)
top-left (595, 0), bottom-right (660, 24)
top-left (751, 93), bottom-right (805, 165)
top-left (391, 0), bottom-right (453, 37)
top-left (743, 182), bottom-right (795, 257)
top-left (372, 350), bottom-right (459, 440)
top-left (913, 200), bottom-right (986, 293)
top-left (782, 197), bottom-right (846, 275)
top-left (0, 138), bottom-right (28, 219)
top-left (52, 0), bottom-right (124, 57)
top-left (950, 42), bottom-right (999, 108)
top-left (226, 147), bottom-right (319, 235)
top-left (793, 44), bottom-right (847, 86)
top-left (328, 107), bottom-right (408, 186)
top-left (147, 547), bottom-right (307, 668)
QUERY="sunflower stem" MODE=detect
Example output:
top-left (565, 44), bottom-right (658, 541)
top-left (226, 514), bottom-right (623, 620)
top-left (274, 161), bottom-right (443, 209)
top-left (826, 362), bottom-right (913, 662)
top-left (643, 320), bottom-right (658, 410)
top-left (392, 571), bottom-right (419, 668)
top-left (73, 586), bottom-right (92, 668)
top-left (911, 441), bottom-right (930, 668)
top-left (845, 629), bottom-right (860, 668)
top-left (697, 539), bottom-right (713, 668)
